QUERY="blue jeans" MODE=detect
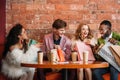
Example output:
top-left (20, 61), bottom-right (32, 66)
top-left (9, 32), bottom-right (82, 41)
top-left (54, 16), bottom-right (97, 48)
top-left (92, 65), bottom-right (119, 80)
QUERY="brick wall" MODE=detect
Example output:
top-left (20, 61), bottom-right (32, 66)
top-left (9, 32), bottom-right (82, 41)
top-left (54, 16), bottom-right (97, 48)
top-left (6, 0), bottom-right (120, 41)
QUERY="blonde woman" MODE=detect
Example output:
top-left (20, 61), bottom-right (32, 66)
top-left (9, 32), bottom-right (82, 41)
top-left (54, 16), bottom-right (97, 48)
top-left (71, 23), bottom-right (96, 80)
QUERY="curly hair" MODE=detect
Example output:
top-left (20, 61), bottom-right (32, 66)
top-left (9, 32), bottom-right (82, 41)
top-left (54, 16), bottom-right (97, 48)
top-left (2, 23), bottom-right (27, 58)
top-left (75, 23), bottom-right (93, 41)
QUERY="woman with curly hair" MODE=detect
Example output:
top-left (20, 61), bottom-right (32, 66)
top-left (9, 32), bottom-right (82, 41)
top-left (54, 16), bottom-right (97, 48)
top-left (71, 23), bottom-right (96, 80)
top-left (1, 24), bottom-right (40, 80)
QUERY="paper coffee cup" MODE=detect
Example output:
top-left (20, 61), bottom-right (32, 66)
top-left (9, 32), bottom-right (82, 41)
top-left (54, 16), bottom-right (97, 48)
top-left (50, 49), bottom-right (58, 63)
top-left (72, 52), bottom-right (78, 62)
top-left (83, 51), bottom-right (89, 64)
top-left (38, 51), bottom-right (43, 64)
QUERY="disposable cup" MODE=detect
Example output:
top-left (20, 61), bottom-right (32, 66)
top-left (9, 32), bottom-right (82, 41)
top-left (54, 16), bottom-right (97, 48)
top-left (83, 51), bottom-right (89, 64)
top-left (72, 52), bottom-right (78, 62)
top-left (38, 51), bottom-right (43, 64)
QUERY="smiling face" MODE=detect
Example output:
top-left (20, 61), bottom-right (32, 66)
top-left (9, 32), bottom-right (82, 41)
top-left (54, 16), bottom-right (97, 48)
top-left (75, 23), bottom-right (92, 40)
top-left (53, 27), bottom-right (66, 37)
top-left (99, 24), bottom-right (111, 39)
top-left (81, 25), bottom-right (89, 39)
top-left (19, 28), bottom-right (28, 40)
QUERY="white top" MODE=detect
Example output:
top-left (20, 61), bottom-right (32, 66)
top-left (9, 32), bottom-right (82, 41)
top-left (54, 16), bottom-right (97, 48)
top-left (1, 45), bottom-right (40, 78)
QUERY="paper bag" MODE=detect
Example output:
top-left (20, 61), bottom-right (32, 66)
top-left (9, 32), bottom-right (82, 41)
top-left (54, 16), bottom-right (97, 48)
top-left (109, 45), bottom-right (120, 66)
top-left (97, 42), bottom-right (120, 72)
top-left (57, 49), bottom-right (65, 62)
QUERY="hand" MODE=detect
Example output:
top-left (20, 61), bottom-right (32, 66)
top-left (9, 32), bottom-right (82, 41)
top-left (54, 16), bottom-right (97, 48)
top-left (94, 44), bottom-right (104, 54)
top-left (92, 44), bottom-right (99, 54)
top-left (109, 38), bottom-right (118, 45)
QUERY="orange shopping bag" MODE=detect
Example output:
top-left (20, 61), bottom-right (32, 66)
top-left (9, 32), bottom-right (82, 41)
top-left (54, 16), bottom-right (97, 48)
top-left (57, 48), bottom-right (65, 62)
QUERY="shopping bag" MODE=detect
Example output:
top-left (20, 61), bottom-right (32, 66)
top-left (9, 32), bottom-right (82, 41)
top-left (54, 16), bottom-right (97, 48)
top-left (109, 45), bottom-right (120, 66)
top-left (57, 48), bottom-right (65, 62)
top-left (97, 42), bottom-right (120, 72)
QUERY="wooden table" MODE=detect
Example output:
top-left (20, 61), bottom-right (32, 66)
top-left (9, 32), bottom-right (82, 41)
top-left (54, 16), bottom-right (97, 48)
top-left (21, 61), bottom-right (109, 80)
top-left (21, 61), bottom-right (109, 69)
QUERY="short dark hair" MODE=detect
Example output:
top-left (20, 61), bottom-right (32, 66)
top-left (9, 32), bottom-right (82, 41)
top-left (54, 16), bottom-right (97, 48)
top-left (100, 20), bottom-right (112, 28)
top-left (52, 19), bottom-right (67, 29)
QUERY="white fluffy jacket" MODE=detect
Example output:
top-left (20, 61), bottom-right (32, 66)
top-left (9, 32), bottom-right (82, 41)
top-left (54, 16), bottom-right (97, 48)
top-left (1, 45), bottom-right (40, 79)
